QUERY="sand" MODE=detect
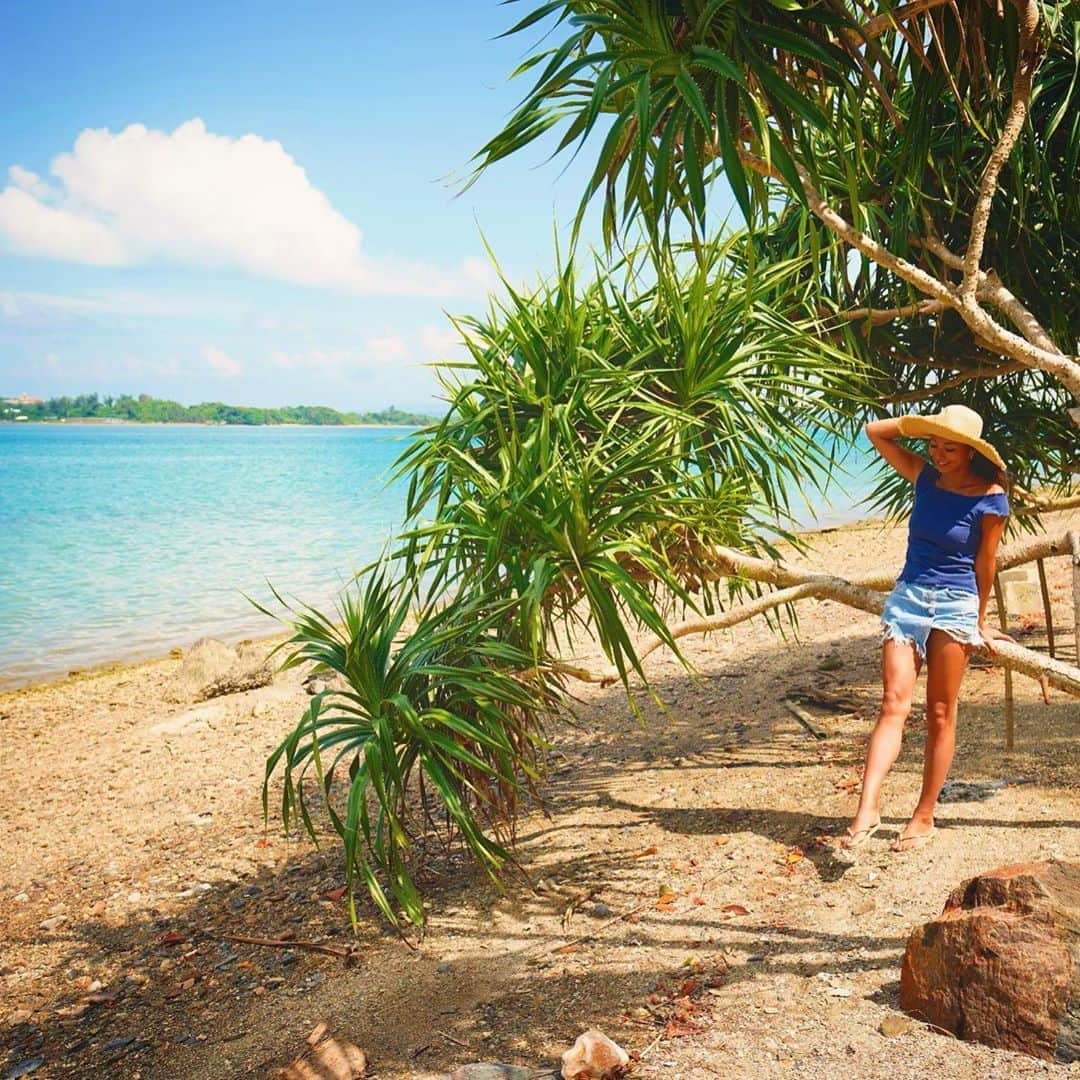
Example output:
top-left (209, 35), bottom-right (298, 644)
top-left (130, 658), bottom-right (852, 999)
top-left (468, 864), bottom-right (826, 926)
top-left (1, 511), bottom-right (1078, 1079)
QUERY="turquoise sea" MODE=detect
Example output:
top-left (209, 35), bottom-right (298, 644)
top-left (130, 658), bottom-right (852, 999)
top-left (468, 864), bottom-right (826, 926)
top-left (0, 423), bottom-right (415, 688)
top-left (0, 423), bottom-right (873, 688)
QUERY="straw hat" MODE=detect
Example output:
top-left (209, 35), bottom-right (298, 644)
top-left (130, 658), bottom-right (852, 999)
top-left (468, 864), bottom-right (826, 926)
top-left (896, 404), bottom-right (1005, 470)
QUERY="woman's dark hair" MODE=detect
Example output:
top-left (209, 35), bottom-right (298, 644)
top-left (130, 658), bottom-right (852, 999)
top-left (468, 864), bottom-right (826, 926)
top-left (971, 449), bottom-right (1007, 487)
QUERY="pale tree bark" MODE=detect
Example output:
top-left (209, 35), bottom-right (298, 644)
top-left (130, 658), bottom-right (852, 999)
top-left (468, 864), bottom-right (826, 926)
top-left (732, 0), bottom-right (1080, 418)
top-left (553, 531), bottom-right (1080, 698)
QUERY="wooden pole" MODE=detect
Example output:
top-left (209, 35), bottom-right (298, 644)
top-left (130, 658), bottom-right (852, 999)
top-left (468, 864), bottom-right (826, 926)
top-left (1036, 558), bottom-right (1055, 659)
top-left (1070, 531), bottom-right (1080, 666)
top-left (993, 575), bottom-right (1015, 751)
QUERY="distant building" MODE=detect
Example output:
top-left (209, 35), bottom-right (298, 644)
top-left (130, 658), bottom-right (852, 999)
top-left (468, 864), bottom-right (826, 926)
top-left (4, 392), bottom-right (44, 405)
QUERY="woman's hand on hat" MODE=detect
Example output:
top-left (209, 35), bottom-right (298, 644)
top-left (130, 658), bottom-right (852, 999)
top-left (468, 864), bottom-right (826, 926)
top-left (979, 623), bottom-right (1015, 654)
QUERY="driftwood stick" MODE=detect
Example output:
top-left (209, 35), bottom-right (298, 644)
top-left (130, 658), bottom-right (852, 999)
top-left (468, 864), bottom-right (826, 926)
top-left (783, 698), bottom-right (829, 740)
top-left (221, 933), bottom-right (358, 964)
top-left (1070, 532), bottom-right (1080, 665)
top-left (994, 576), bottom-right (1016, 750)
top-left (1037, 558), bottom-right (1056, 659)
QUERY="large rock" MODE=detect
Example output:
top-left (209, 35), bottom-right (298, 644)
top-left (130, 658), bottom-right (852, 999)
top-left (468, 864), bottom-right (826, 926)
top-left (900, 859), bottom-right (1080, 1062)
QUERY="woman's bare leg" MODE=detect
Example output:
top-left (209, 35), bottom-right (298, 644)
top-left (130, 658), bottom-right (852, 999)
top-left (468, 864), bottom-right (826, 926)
top-left (846, 638), bottom-right (920, 838)
top-left (896, 629), bottom-right (970, 847)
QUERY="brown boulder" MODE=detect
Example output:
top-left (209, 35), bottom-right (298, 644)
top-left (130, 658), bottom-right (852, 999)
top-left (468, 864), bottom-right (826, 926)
top-left (900, 859), bottom-right (1080, 1062)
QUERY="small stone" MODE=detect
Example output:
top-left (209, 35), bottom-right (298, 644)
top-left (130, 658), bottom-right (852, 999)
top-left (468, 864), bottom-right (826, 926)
top-left (851, 899), bottom-right (876, 916)
top-left (561, 1029), bottom-right (630, 1079)
top-left (38, 916), bottom-right (67, 931)
top-left (281, 1037), bottom-right (366, 1079)
top-left (12, 893), bottom-right (29, 903)
top-left (6, 1059), bottom-right (45, 1078)
top-left (102, 1036), bottom-right (135, 1052)
top-left (127, 891), bottom-right (142, 904)
top-left (591, 902), bottom-right (611, 918)
top-left (436, 963), bottom-right (452, 974)
top-left (880, 1014), bottom-right (913, 1038)
top-left (451, 1067), bottom-right (549, 1080)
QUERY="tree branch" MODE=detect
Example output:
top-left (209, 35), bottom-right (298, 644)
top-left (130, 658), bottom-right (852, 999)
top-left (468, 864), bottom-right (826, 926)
top-left (841, 0), bottom-right (953, 46)
top-left (886, 362), bottom-right (1027, 403)
top-left (960, 0), bottom-right (1040, 304)
top-left (1011, 488), bottom-right (1080, 516)
top-left (917, 236), bottom-right (1066, 356)
top-left (553, 532), bottom-right (1080, 697)
top-left (837, 299), bottom-right (946, 326)
top-left (739, 148), bottom-right (1080, 408)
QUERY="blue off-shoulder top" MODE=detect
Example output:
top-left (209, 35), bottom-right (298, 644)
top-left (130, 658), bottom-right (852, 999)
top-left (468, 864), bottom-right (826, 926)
top-left (897, 465), bottom-right (1010, 594)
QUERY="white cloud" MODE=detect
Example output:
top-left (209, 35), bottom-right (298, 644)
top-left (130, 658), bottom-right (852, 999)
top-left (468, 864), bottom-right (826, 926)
top-left (364, 332), bottom-right (409, 364)
top-left (0, 185), bottom-right (128, 266)
top-left (419, 323), bottom-right (468, 360)
top-left (8, 165), bottom-right (53, 199)
top-left (0, 287), bottom-right (238, 325)
top-left (0, 119), bottom-right (484, 297)
top-left (202, 345), bottom-right (242, 377)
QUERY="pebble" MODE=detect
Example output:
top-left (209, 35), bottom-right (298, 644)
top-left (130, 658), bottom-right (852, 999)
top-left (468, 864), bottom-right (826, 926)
top-left (6, 1059), bottom-right (45, 1078)
top-left (879, 1014), bottom-right (914, 1037)
top-left (450, 1066), bottom-right (553, 1080)
top-left (38, 916), bottom-right (67, 931)
top-left (591, 902), bottom-right (611, 918)
top-left (12, 893), bottom-right (29, 903)
top-left (102, 1036), bottom-right (135, 1052)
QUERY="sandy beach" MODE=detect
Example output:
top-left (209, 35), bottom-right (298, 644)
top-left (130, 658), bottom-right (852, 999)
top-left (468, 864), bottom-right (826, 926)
top-left (1, 510), bottom-right (1078, 1079)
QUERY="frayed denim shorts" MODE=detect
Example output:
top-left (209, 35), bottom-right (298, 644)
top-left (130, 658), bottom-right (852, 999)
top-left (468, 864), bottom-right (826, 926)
top-left (881, 581), bottom-right (982, 659)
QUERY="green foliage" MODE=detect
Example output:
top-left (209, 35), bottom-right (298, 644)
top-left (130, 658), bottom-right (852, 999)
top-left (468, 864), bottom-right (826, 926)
top-left (259, 566), bottom-right (561, 927)
top-left (7, 393), bottom-right (436, 427)
top-left (263, 235), bottom-right (869, 924)
top-left (266, 0), bottom-right (1079, 927)
top-left (472, 0), bottom-right (1080, 515)
top-left (396, 236), bottom-right (867, 680)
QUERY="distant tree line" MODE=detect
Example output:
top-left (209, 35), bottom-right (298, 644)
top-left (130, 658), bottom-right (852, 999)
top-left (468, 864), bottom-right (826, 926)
top-left (6, 393), bottom-right (435, 427)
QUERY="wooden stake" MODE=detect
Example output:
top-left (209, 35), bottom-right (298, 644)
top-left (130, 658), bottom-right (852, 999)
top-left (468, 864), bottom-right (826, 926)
top-left (993, 575), bottom-right (1015, 751)
top-left (1036, 558), bottom-right (1055, 659)
top-left (1070, 531), bottom-right (1080, 666)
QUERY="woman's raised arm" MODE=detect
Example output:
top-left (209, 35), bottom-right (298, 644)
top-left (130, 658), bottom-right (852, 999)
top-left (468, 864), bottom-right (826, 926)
top-left (865, 418), bottom-right (925, 484)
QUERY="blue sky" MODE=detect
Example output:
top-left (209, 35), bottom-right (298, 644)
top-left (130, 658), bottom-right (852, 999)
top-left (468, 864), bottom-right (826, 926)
top-left (0, 2), bottom-right (621, 411)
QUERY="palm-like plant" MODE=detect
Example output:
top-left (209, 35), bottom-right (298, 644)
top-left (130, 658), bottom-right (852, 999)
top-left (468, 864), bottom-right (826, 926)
top-left (396, 236), bottom-right (868, 681)
top-left (261, 566), bottom-right (561, 926)
top-left (263, 233), bottom-right (868, 923)
top-left (471, 0), bottom-right (1080, 467)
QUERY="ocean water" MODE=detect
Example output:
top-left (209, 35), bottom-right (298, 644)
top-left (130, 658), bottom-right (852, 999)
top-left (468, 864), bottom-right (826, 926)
top-left (0, 423), bottom-right (874, 688)
top-left (0, 424), bottom-right (415, 688)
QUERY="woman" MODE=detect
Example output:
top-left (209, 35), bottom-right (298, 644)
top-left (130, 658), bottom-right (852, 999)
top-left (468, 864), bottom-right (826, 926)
top-left (843, 404), bottom-right (1011, 853)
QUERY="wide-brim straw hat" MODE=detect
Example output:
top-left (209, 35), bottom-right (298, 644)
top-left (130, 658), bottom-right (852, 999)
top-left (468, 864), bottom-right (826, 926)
top-left (896, 404), bottom-right (1005, 470)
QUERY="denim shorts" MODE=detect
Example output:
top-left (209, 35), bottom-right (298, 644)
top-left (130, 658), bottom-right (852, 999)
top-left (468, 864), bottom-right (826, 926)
top-left (881, 581), bottom-right (982, 659)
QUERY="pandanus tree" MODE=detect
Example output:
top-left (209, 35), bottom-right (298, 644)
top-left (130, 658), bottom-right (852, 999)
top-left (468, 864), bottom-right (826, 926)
top-left (470, 0), bottom-right (1079, 494)
top-left (266, 0), bottom-right (1080, 926)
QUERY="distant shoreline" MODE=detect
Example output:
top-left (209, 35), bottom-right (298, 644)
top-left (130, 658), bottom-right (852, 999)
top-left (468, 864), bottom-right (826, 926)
top-left (1, 418), bottom-right (426, 429)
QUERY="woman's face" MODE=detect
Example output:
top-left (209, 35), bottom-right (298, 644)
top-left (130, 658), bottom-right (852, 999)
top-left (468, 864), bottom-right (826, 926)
top-left (928, 437), bottom-right (974, 476)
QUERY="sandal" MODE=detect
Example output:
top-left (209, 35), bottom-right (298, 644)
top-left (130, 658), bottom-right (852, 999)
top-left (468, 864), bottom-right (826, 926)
top-left (891, 825), bottom-right (936, 853)
top-left (840, 816), bottom-right (882, 850)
